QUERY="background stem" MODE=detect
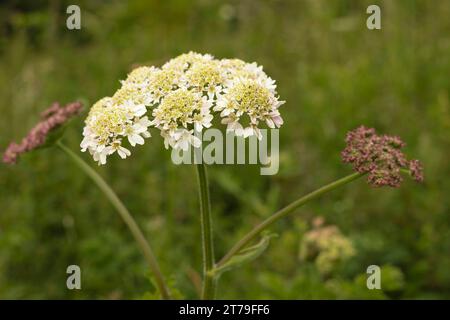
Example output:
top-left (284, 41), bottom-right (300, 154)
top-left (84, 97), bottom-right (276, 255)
top-left (196, 163), bottom-right (216, 299)
top-left (57, 142), bottom-right (171, 300)
top-left (217, 172), bottom-right (365, 268)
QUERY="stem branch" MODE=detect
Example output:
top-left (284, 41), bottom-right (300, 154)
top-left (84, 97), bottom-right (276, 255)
top-left (217, 172), bottom-right (365, 267)
top-left (57, 141), bottom-right (171, 300)
top-left (196, 163), bottom-right (216, 299)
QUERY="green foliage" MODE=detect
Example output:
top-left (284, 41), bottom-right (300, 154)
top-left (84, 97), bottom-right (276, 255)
top-left (212, 233), bottom-right (277, 278)
top-left (0, 0), bottom-right (449, 299)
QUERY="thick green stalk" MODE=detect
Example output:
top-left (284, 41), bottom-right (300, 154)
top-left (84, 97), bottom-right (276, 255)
top-left (196, 163), bottom-right (216, 299)
top-left (57, 142), bottom-right (171, 300)
top-left (217, 172), bottom-right (365, 268)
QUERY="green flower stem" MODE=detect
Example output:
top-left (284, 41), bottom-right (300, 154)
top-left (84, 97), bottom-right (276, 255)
top-left (195, 163), bottom-right (216, 300)
top-left (57, 141), bottom-right (171, 300)
top-left (216, 172), bottom-right (365, 268)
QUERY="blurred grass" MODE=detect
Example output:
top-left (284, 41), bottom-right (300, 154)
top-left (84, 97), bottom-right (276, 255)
top-left (0, 0), bottom-right (449, 299)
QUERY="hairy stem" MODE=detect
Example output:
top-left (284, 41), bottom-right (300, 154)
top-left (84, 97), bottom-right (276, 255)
top-left (57, 141), bottom-right (171, 300)
top-left (196, 163), bottom-right (216, 299)
top-left (217, 172), bottom-right (365, 268)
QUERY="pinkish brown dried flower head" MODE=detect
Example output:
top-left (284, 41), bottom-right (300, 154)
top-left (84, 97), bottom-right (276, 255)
top-left (341, 126), bottom-right (424, 187)
top-left (2, 102), bottom-right (83, 164)
top-left (409, 159), bottom-right (424, 183)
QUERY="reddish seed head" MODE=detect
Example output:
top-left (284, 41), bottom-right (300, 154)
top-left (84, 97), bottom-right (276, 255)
top-left (409, 159), bottom-right (424, 183)
top-left (2, 102), bottom-right (83, 164)
top-left (342, 126), bottom-right (424, 187)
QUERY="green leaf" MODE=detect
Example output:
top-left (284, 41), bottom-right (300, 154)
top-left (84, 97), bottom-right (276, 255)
top-left (211, 233), bottom-right (277, 278)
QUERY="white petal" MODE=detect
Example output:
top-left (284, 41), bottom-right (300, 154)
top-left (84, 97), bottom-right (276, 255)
top-left (254, 127), bottom-right (263, 140)
top-left (230, 122), bottom-right (244, 136)
top-left (117, 147), bottom-right (131, 159)
top-left (221, 108), bottom-right (231, 117)
top-left (172, 130), bottom-right (183, 140)
top-left (131, 134), bottom-right (145, 145)
top-left (133, 104), bottom-right (147, 117)
top-left (221, 117), bottom-right (232, 125)
top-left (138, 116), bottom-right (152, 127)
top-left (105, 146), bottom-right (115, 155)
top-left (243, 127), bottom-right (254, 138)
top-left (128, 135), bottom-right (136, 146)
top-left (203, 120), bottom-right (212, 128)
top-left (133, 123), bottom-right (148, 133)
top-left (97, 144), bottom-right (106, 152)
top-left (177, 139), bottom-right (189, 151)
top-left (194, 121), bottom-right (202, 132)
top-left (99, 153), bottom-right (107, 165)
top-left (266, 118), bottom-right (275, 129)
top-left (80, 136), bottom-right (92, 151)
top-left (163, 137), bottom-right (171, 149)
top-left (272, 115), bottom-right (284, 127)
top-left (191, 135), bottom-right (202, 148)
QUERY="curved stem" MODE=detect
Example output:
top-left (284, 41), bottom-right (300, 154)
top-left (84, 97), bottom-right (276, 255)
top-left (57, 142), bottom-right (171, 300)
top-left (196, 163), bottom-right (216, 299)
top-left (217, 172), bottom-right (365, 268)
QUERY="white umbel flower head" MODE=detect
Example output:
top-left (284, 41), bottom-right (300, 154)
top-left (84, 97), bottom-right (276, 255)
top-left (162, 51), bottom-right (214, 74)
top-left (80, 96), bottom-right (151, 165)
top-left (151, 88), bottom-right (211, 150)
top-left (81, 52), bottom-right (285, 162)
top-left (214, 77), bottom-right (284, 140)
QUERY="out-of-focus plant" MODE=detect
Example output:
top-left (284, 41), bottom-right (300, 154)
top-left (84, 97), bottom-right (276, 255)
top-left (300, 217), bottom-right (355, 275)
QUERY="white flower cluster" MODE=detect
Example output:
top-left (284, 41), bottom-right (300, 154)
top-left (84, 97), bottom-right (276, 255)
top-left (80, 97), bottom-right (151, 165)
top-left (81, 52), bottom-right (284, 164)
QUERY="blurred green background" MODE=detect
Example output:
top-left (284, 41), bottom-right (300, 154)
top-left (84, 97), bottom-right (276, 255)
top-left (0, 0), bottom-right (449, 299)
